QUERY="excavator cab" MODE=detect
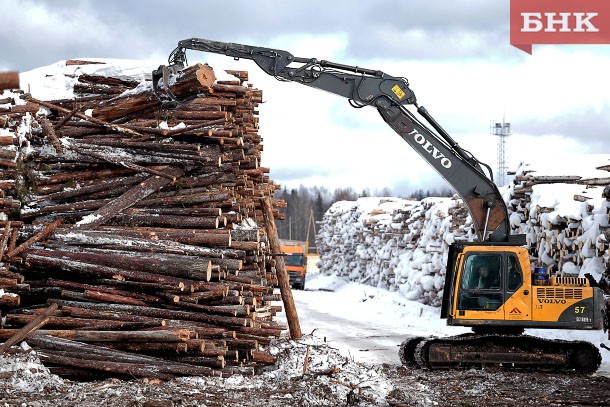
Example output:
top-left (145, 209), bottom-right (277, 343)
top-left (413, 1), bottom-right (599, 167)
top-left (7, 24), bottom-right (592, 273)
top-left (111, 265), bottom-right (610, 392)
top-left (443, 243), bottom-right (605, 333)
top-left (447, 245), bottom-right (533, 327)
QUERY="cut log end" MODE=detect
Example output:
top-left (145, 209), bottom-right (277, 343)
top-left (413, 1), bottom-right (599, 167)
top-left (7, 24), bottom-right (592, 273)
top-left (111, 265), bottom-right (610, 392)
top-left (195, 64), bottom-right (217, 90)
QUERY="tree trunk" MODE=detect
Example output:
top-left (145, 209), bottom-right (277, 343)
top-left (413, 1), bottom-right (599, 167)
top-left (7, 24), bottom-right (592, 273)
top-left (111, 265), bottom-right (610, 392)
top-left (261, 198), bottom-right (301, 339)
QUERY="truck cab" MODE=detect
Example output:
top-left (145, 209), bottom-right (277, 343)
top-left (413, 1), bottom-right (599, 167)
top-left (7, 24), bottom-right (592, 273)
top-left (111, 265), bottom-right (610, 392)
top-left (280, 239), bottom-right (308, 290)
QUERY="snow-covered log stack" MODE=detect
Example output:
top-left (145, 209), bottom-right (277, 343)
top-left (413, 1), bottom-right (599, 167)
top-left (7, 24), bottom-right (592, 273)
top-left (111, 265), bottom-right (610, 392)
top-left (0, 60), bottom-right (287, 379)
top-left (316, 196), bottom-right (474, 306)
top-left (506, 156), bottom-right (610, 280)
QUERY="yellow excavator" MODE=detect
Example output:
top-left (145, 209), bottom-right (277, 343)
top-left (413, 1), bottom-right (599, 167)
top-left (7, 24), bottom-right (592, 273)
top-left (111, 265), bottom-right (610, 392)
top-left (154, 38), bottom-right (609, 372)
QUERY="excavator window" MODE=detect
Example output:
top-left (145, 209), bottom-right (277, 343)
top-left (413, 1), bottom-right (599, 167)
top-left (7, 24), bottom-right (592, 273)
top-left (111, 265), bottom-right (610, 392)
top-left (458, 254), bottom-right (503, 311)
top-left (507, 253), bottom-right (523, 292)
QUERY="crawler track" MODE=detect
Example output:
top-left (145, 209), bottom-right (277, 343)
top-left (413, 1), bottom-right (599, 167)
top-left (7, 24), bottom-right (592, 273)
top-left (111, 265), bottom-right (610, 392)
top-left (399, 333), bottom-right (601, 373)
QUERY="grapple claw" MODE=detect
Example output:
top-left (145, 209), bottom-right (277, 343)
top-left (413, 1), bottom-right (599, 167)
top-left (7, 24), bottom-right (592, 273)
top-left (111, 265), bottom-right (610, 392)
top-left (152, 63), bottom-right (185, 108)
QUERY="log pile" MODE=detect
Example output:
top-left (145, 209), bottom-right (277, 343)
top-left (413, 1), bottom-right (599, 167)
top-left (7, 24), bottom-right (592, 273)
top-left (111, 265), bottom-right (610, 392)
top-left (0, 60), bottom-right (287, 379)
top-left (506, 159), bottom-right (610, 277)
top-left (316, 196), bottom-right (474, 306)
top-left (317, 158), bottom-right (610, 305)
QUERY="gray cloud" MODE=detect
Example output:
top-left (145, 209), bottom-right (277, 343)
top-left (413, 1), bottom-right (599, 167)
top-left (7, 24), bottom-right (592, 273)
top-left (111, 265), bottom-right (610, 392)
top-left (516, 105), bottom-right (610, 150)
top-left (0, 0), bottom-right (519, 71)
top-left (347, 1), bottom-right (515, 61)
top-left (269, 166), bottom-right (330, 182)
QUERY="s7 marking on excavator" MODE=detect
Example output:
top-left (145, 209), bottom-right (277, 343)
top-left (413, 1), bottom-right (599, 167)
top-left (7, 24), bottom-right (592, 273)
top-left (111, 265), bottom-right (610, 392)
top-left (154, 38), bottom-right (610, 373)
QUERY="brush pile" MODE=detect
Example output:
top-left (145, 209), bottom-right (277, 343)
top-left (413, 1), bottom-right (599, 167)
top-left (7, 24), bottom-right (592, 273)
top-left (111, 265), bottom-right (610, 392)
top-left (0, 60), bottom-right (287, 379)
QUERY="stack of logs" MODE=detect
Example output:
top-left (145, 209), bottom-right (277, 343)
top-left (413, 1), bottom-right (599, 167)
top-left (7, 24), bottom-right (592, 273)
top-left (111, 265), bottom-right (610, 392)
top-left (508, 162), bottom-right (610, 273)
top-left (316, 196), bottom-right (474, 306)
top-left (0, 61), bottom-right (287, 379)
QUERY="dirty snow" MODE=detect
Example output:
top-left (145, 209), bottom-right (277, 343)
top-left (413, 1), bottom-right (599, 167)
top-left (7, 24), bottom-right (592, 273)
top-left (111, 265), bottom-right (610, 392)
top-left (286, 273), bottom-right (610, 375)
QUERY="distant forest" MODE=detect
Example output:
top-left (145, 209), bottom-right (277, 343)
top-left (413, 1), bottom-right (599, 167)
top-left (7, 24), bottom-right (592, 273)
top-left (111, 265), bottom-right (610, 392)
top-left (273, 185), bottom-right (453, 250)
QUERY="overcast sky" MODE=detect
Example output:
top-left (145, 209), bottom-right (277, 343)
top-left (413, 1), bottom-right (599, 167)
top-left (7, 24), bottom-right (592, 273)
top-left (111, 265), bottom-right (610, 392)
top-left (2, 0), bottom-right (610, 195)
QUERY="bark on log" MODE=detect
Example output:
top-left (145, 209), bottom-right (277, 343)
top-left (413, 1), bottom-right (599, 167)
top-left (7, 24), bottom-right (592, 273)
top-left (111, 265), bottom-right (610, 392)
top-left (87, 279), bottom-right (186, 293)
top-left (95, 227), bottom-right (232, 247)
top-left (6, 219), bottom-right (63, 259)
top-left (91, 64), bottom-right (216, 122)
top-left (51, 229), bottom-right (231, 257)
top-left (60, 305), bottom-right (170, 323)
top-left (28, 334), bottom-right (167, 362)
top-left (0, 222), bottom-right (11, 261)
top-left (36, 167), bottom-right (137, 186)
top-left (106, 214), bottom-right (222, 229)
top-left (24, 253), bottom-right (201, 287)
top-left (0, 303), bottom-right (58, 354)
top-left (54, 106), bottom-right (79, 131)
top-left (34, 173), bottom-right (148, 202)
top-left (0, 72), bottom-right (19, 90)
top-left (51, 300), bottom-right (249, 328)
top-left (97, 341), bottom-right (188, 353)
top-left (73, 166), bottom-right (184, 230)
top-left (0, 135), bottom-right (16, 146)
top-left (0, 293), bottom-right (20, 307)
top-left (65, 144), bottom-right (181, 181)
top-left (0, 328), bottom-right (188, 342)
top-left (262, 198), bottom-right (300, 339)
top-left (39, 250), bottom-right (212, 282)
top-left (170, 355), bottom-right (225, 368)
top-left (4, 314), bottom-right (161, 330)
top-left (37, 351), bottom-right (178, 380)
top-left (81, 290), bottom-right (150, 307)
top-left (251, 350), bottom-right (276, 365)
top-left (23, 95), bottom-right (143, 137)
top-left (40, 117), bottom-right (63, 153)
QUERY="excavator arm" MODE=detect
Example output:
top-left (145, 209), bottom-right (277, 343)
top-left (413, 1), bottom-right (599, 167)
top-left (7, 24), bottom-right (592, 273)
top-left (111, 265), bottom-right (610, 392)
top-left (156, 38), bottom-right (511, 242)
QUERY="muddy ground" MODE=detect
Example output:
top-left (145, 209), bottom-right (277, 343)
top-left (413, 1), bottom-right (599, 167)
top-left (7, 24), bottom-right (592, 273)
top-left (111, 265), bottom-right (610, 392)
top-left (2, 336), bottom-right (610, 406)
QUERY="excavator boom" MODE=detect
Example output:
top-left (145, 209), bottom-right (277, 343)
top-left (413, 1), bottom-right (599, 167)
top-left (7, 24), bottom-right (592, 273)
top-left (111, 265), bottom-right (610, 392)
top-left (156, 38), bottom-right (511, 242)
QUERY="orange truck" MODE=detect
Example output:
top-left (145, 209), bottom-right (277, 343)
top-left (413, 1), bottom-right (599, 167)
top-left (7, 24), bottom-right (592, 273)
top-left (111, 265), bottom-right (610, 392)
top-left (280, 239), bottom-right (307, 290)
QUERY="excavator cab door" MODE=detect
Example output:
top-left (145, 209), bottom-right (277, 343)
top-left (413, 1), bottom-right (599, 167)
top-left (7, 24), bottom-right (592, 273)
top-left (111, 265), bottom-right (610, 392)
top-left (457, 253), bottom-right (504, 313)
top-left (503, 252), bottom-right (531, 321)
top-left (453, 248), bottom-right (532, 323)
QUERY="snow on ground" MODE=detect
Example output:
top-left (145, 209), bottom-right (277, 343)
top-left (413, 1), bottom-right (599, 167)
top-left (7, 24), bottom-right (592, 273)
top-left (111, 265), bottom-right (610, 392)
top-left (0, 344), bottom-right (63, 393)
top-left (0, 336), bottom-right (396, 406)
top-left (278, 273), bottom-right (610, 376)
